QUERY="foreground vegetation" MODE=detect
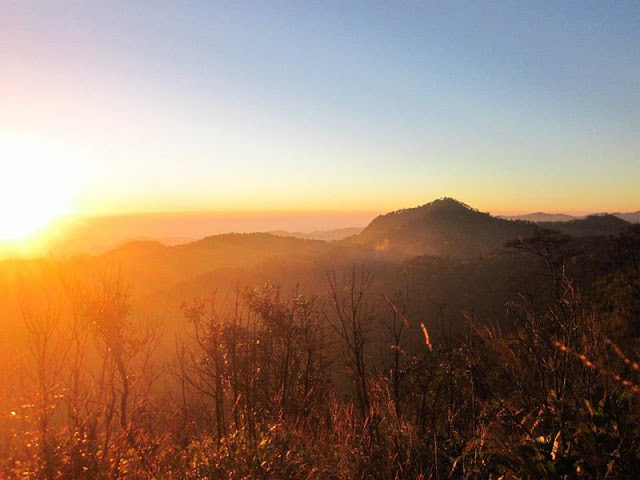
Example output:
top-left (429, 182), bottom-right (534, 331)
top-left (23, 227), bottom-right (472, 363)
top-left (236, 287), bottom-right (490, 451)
top-left (1, 225), bottom-right (640, 479)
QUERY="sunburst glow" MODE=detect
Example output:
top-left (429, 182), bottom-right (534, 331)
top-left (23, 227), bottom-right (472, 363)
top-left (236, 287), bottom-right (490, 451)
top-left (0, 135), bottom-right (81, 241)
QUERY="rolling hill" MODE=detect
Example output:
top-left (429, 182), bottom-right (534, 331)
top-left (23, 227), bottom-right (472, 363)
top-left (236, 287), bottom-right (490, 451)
top-left (343, 198), bottom-right (537, 257)
top-left (502, 211), bottom-right (640, 224)
top-left (268, 227), bottom-right (363, 241)
top-left (342, 198), bottom-right (631, 257)
top-left (538, 214), bottom-right (630, 237)
top-left (501, 212), bottom-right (577, 222)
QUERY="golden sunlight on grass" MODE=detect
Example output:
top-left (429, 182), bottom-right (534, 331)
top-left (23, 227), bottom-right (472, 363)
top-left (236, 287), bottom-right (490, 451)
top-left (0, 135), bottom-right (81, 242)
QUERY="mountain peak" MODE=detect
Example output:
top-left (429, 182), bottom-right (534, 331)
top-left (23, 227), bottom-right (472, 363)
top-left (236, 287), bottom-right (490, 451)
top-left (427, 197), bottom-right (474, 210)
top-left (396, 197), bottom-right (475, 215)
top-left (348, 198), bottom-right (531, 257)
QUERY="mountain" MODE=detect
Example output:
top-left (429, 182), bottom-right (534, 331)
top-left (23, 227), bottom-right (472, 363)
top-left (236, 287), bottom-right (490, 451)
top-left (30, 212), bottom-right (373, 258)
top-left (614, 211), bottom-right (640, 223)
top-left (539, 214), bottom-right (630, 237)
top-left (502, 211), bottom-right (640, 224)
top-left (501, 212), bottom-right (578, 223)
top-left (21, 206), bottom-right (635, 261)
top-left (344, 198), bottom-right (537, 257)
top-left (344, 198), bottom-right (632, 258)
top-left (100, 233), bottom-right (330, 296)
top-left (268, 227), bottom-right (363, 242)
top-left (0, 200), bottom-right (633, 346)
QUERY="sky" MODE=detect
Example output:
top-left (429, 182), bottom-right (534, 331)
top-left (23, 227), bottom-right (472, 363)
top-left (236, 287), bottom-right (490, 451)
top-left (2, 1), bottom-right (639, 219)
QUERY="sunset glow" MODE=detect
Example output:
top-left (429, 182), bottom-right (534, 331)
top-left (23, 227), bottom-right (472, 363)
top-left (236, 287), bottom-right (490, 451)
top-left (2, 3), bottom-right (640, 477)
top-left (2, 2), bottom-right (638, 220)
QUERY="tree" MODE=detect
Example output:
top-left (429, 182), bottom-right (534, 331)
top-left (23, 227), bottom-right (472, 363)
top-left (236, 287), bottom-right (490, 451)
top-left (327, 268), bottom-right (375, 419)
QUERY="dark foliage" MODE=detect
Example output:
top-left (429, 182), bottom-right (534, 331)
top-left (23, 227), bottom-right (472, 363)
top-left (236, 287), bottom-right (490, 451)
top-left (1, 211), bottom-right (639, 479)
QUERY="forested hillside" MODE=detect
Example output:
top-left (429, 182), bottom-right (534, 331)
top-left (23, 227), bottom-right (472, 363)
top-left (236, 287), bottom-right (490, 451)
top-left (1, 200), bottom-right (639, 478)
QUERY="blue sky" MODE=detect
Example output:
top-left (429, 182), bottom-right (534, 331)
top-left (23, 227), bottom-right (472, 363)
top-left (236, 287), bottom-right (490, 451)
top-left (2, 1), bottom-right (639, 215)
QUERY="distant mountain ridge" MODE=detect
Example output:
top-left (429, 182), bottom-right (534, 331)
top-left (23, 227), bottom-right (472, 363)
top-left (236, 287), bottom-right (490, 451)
top-left (343, 198), bottom-right (632, 257)
top-left (268, 227), bottom-right (363, 242)
top-left (538, 214), bottom-right (630, 237)
top-left (105, 199), bottom-right (631, 263)
top-left (101, 232), bottom-right (330, 296)
top-left (4, 198), bottom-right (635, 262)
top-left (614, 211), bottom-right (640, 223)
top-left (503, 211), bottom-right (640, 223)
top-left (501, 212), bottom-right (576, 223)
top-left (1, 199), bottom-right (635, 326)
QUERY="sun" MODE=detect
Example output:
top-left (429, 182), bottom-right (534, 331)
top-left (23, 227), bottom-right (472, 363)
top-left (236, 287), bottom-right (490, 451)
top-left (0, 135), bottom-right (81, 242)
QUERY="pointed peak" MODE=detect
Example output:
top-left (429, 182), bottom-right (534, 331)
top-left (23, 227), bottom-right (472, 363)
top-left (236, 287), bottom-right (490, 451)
top-left (389, 197), bottom-right (476, 216)
top-left (423, 197), bottom-right (476, 211)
